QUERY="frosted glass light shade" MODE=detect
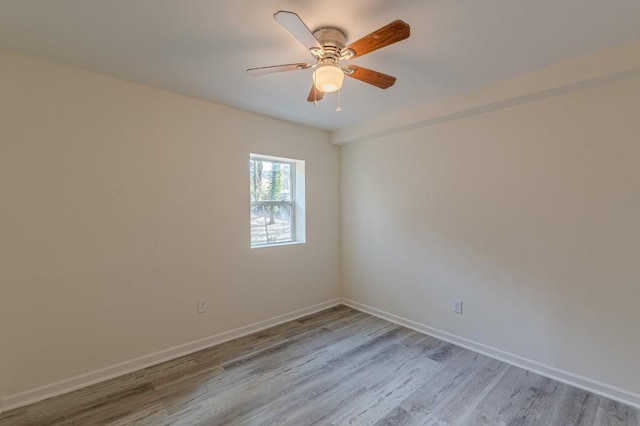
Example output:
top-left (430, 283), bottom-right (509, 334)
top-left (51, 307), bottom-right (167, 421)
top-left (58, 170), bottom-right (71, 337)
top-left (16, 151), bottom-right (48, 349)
top-left (313, 64), bottom-right (344, 93)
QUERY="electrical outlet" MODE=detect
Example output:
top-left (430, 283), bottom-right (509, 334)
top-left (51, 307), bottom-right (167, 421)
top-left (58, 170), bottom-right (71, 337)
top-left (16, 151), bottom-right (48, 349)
top-left (452, 299), bottom-right (463, 314)
top-left (198, 298), bottom-right (207, 314)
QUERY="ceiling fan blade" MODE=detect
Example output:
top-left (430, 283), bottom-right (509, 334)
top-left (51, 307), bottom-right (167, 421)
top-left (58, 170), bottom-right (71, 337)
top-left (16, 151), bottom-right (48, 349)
top-left (246, 63), bottom-right (311, 76)
top-left (274, 11), bottom-right (324, 56)
top-left (345, 65), bottom-right (396, 89)
top-left (344, 20), bottom-right (410, 58)
top-left (307, 85), bottom-right (325, 103)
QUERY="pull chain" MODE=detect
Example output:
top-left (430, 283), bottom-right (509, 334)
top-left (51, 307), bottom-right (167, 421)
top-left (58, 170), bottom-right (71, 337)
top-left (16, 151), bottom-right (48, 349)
top-left (336, 89), bottom-right (342, 112)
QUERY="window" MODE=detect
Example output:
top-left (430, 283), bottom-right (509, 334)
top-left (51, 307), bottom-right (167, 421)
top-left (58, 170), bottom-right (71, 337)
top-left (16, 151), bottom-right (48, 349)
top-left (250, 154), bottom-right (305, 247)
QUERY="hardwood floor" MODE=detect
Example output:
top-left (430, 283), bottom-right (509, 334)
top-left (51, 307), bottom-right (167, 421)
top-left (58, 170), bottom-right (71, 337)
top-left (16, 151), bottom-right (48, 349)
top-left (1, 305), bottom-right (638, 425)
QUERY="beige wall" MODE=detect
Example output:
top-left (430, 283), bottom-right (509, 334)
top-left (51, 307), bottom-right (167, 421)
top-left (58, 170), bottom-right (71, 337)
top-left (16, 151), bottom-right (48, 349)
top-left (0, 50), bottom-right (340, 398)
top-left (341, 73), bottom-right (640, 395)
top-left (2, 44), bottom-right (639, 405)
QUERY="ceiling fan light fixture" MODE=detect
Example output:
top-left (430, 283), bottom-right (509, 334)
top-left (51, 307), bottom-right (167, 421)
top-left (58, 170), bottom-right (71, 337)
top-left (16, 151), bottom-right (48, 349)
top-left (313, 64), bottom-right (344, 93)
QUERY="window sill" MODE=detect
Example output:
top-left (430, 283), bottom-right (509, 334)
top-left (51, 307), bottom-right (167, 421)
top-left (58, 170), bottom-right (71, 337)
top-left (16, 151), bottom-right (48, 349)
top-left (251, 241), bottom-right (306, 249)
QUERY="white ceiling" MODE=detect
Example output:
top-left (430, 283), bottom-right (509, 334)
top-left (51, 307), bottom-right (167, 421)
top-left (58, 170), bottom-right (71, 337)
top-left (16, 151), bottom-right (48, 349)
top-left (1, 1), bottom-right (639, 131)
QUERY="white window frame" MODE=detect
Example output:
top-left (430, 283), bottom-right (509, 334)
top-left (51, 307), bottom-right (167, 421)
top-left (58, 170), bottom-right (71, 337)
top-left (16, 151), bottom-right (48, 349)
top-left (250, 153), bottom-right (306, 248)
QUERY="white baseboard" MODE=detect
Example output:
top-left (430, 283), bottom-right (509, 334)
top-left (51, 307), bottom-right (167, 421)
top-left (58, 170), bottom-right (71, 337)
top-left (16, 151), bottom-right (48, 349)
top-left (342, 298), bottom-right (640, 409)
top-left (0, 298), bottom-right (342, 414)
top-left (4, 297), bottom-right (638, 413)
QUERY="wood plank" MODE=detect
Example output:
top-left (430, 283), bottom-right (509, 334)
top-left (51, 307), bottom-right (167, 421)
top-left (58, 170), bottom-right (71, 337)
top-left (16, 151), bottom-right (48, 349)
top-left (466, 366), bottom-right (564, 425)
top-left (373, 406), bottom-right (413, 426)
top-left (549, 385), bottom-right (599, 426)
top-left (278, 338), bottom-right (442, 425)
top-left (328, 361), bottom-right (440, 425)
top-left (399, 349), bottom-right (493, 419)
top-left (594, 397), bottom-right (639, 426)
top-left (429, 358), bottom-right (509, 424)
top-left (102, 402), bottom-right (169, 426)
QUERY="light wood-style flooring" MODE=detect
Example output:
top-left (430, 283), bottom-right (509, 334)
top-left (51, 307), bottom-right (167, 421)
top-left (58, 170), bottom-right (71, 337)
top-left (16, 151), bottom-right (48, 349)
top-left (1, 305), bottom-right (638, 425)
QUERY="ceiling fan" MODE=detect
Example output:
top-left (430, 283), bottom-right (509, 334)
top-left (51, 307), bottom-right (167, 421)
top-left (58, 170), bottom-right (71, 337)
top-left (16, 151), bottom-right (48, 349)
top-left (246, 11), bottom-right (410, 104)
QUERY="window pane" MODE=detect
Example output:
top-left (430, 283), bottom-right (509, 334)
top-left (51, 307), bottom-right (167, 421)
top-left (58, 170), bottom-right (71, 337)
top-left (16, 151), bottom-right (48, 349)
top-left (249, 159), bottom-right (291, 202)
top-left (251, 203), bottom-right (292, 246)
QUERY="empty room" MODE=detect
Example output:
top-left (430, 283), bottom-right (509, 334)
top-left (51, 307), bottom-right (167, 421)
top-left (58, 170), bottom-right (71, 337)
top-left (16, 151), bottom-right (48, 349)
top-left (1, 1), bottom-right (639, 425)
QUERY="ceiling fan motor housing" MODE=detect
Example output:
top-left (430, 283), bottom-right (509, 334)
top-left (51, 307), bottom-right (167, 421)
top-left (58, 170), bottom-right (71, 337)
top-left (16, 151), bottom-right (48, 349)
top-left (313, 27), bottom-right (347, 62)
